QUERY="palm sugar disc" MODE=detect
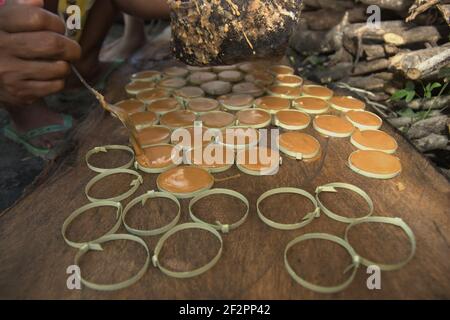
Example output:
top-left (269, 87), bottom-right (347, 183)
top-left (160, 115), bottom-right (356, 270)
top-left (239, 62), bottom-right (262, 73)
top-left (232, 82), bottom-right (265, 97)
top-left (157, 166), bottom-right (214, 198)
top-left (200, 111), bottom-right (236, 129)
top-left (218, 127), bottom-right (260, 150)
top-left (313, 115), bottom-right (355, 138)
top-left (275, 110), bottom-right (311, 130)
top-left (135, 126), bottom-right (172, 148)
top-left (269, 65), bottom-right (295, 76)
top-left (278, 132), bottom-right (321, 160)
top-left (171, 126), bottom-right (212, 150)
top-left (163, 66), bottom-right (189, 78)
top-left (218, 70), bottom-right (244, 83)
top-left (349, 150), bottom-right (402, 179)
top-left (187, 98), bottom-right (219, 114)
top-left (115, 99), bottom-right (146, 115)
top-left (136, 144), bottom-right (180, 171)
top-left (185, 144), bottom-right (235, 173)
top-left (160, 110), bottom-right (196, 128)
top-left (125, 81), bottom-right (156, 96)
top-left (129, 111), bottom-right (158, 131)
top-left (158, 77), bottom-right (187, 91)
top-left (275, 74), bottom-right (304, 88)
top-left (136, 88), bottom-right (170, 104)
top-left (131, 70), bottom-right (161, 82)
top-left (188, 71), bottom-right (218, 85)
top-left (254, 96), bottom-right (291, 114)
top-left (267, 85), bottom-right (302, 99)
top-left (147, 98), bottom-right (181, 115)
top-left (174, 86), bottom-right (205, 100)
top-left (245, 71), bottom-right (274, 87)
top-left (293, 97), bottom-right (329, 114)
top-left (236, 109), bottom-right (272, 128)
top-left (330, 96), bottom-right (366, 112)
top-left (351, 129), bottom-right (398, 154)
top-left (212, 65), bottom-right (238, 73)
top-left (218, 94), bottom-right (254, 111)
top-left (201, 81), bottom-right (232, 96)
top-left (302, 85), bottom-right (334, 100)
top-left (236, 147), bottom-right (280, 176)
top-left (187, 65), bottom-right (211, 72)
top-left (345, 110), bottom-right (383, 130)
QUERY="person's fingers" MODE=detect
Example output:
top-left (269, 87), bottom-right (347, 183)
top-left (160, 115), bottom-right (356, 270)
top-left (9, 0), bottom-right (44, 7)
top-left (0, 5), bottom-right (65, 34)
top-left (17, 79), bottom-right (66, 100)
top-left (6, 32), bottom-right (82, 61)
top-left (19, 60), bottom-right (71, 81)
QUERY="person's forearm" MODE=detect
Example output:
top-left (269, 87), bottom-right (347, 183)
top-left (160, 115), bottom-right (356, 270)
top-left (113, 0), bottom-right (170, 20)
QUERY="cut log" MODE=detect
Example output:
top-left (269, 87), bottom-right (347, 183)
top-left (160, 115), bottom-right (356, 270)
top-left (345, 75), bottom-right (386, 90)
top-left (390, 45), bottom-right (450, 80)
top-left (360, 0), bottom-right (414, 11)
top-left (353, 58), bottom-right (390, 75)
top-left (384, 26), bottom-right (446, 46)
top-left (363, 44), bottom-right (387, 60)
top-left (407, 115), bottom-right (449, 139)
top-left (343, 20), bottom-right (410, 54)
top-left (414, 133), bottom-right (449, 152)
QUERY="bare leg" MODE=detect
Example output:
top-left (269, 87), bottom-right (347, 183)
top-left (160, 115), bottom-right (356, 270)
top-left (100, 14), bottom-right (147, 62)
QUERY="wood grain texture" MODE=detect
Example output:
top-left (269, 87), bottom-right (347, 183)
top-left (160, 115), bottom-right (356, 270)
top-left (0, 50), bottom-right (449, 300)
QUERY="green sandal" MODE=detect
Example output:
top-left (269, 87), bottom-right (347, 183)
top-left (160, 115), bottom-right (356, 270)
top-left (3, 114), bottom-right (74, 160)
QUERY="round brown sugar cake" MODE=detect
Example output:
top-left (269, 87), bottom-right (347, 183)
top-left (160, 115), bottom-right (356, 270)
top-left (275, 110), bottom-right (310, 130)
top-left (351, 129), bottom-right (398, 154)
top-left (329, 96), bottom-right (366, 112)
top-left (218, 94), bottom-right (254, 111)
top-left (275, 74), bottom-right (303, 87)
top-left (313, 115), bottom-right (355, 138)
top-left (147, 98), bottom-right (181, 115)
top-left (232, 82), bottom-right (265, 97)
top-left (269, 65), bottom-right (295, 76)
top-left (236, 109), bottom-right (272, 128)
top-left (136, 144), bottom-right (179, 171)
top-left (267, 85), bottom-right (302, 99)
top-left (160, 110), bottom-right (196, 128)
top-left (125, 81), bottom-right (156, 96)
top-left (115, 99), bottom-right (146, 115)
top-left (236, 147), bottom-right (280, 175)
top-left (349, 150), bottom-right (402, 179)
top-left (254, 96), bottom-right (291, 114)
top-left (201, 80), bottom-right (232, 96)
top-left (278, 132), bottom-right (320, 159)
top-left (301, 85), bottom-right (334, 100)
top-left (131, 70), bottom-right (161, 82)
top-left (185, 144), bottom-right (235, 172)
top-left (200, 111), bottom-right (236, 129)
top-left (129, 111), bottom-right (158, 131)
top-left (346, 110), bottom-right (383, 130)
top-left (171, 126), bottom-right (212, 149)
top-left (157, 166), bottom-right (214, 197)
top-left (135, 126), bottom-right (172, 148)
top-left (293, 97), bottom-right (329, 114)
top-left (137, 88), bottom-right (170, 104)
top-left (187, 98), bottom-right (220, 114)
top-left (188, 71), bottom-right (218, 85)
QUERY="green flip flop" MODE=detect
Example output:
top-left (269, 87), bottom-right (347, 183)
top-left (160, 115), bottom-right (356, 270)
top-left (3, 114), bottom-right (74, 160)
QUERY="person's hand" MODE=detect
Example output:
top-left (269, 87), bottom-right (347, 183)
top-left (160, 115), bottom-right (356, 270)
top-left (0, 1), bottom-right (81, 105)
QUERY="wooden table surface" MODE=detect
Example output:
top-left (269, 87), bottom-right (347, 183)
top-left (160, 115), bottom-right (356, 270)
top-left (0, 48), bottom-right (449, 300)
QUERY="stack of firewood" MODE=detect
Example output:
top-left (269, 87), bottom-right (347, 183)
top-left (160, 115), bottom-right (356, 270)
top-left (289, 0), bottom-right (450, 175)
